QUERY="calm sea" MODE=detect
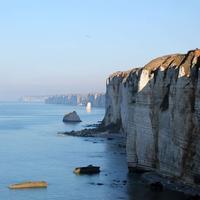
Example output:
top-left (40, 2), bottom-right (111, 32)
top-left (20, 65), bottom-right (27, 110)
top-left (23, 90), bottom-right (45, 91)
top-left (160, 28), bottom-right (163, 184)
top-left (0, 102), bottom-right (187, 200)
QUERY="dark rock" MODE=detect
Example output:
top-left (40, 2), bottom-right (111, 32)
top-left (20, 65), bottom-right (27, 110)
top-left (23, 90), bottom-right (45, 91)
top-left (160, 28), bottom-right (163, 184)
top-left (194, 174), bottom-right (200, 184)
top-left (118, 144), bottom-right (126, 148)
top-left (128, 166), bottom-right (149, 173)
top-left (84, 124), bottom-right (100, 128)
top-left (62, 128), bottom-right (98, 137)
top-left (187, 195), bottom-right (200, 200)
top-left (150, 182), bottom-right (163, 192)
top-left (63, 111), bottom-right (82, 122)
top-left (61, 118), bottom-right (124, 137)
top-left (73, 165), bottom-right (100, 175)
top-left (113, 179), bottom-right (120, 183)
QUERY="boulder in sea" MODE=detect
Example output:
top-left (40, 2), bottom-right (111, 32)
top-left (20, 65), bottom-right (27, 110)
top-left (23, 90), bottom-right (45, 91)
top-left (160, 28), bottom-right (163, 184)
top-left (73, 165), bottom-right (100, 174)
top-left (63, 111), bottom-right (82, 122)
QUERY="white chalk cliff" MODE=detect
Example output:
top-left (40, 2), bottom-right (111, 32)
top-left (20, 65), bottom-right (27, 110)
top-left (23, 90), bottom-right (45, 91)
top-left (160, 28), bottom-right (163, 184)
top-left (103, 49), bottom-right (200, 185)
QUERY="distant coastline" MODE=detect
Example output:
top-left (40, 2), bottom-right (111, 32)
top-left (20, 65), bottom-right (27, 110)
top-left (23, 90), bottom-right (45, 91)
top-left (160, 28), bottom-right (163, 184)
top-left (19, 96), bottom-right (49, 103)
top-left (20, 93), bottom-right (105, 107)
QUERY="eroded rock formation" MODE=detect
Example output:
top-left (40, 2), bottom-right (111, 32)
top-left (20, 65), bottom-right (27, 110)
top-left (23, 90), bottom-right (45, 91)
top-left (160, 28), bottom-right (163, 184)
top-left (103, 49), bottom-right (200, 185)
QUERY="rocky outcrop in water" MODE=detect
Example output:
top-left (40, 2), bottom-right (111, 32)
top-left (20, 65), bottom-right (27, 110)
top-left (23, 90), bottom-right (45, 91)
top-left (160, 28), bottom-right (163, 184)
top-left (63, 111), bottom-right (82, 122)
top-left (103, 49), bottom-right (200, 185)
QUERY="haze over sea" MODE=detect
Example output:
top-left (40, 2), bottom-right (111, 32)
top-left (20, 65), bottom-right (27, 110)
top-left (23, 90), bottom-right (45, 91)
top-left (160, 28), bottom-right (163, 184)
top-left (0, 102), bottom-right (187, 200)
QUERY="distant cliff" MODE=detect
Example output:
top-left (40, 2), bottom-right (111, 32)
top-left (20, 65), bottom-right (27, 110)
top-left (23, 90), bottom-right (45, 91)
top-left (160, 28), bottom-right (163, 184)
top-left (103, 49), bottom-right (200, 185)
top-left (20, 96), bottom-right (49, 103)
top-left (45, 93), bottom-right (105, 107)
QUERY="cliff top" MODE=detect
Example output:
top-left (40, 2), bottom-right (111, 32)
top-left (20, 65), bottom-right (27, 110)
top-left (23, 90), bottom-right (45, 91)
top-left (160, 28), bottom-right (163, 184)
top-left (108, 68), bottom-right (140, 82)
top-left (108, 49), bottom-right (200, 81)
top-left (144, 49), bottom-right (200, 76)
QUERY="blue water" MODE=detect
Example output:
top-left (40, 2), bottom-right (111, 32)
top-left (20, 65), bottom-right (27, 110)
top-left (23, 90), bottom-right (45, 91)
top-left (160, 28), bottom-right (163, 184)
top-left (0, 102), bottom-right (188, 200)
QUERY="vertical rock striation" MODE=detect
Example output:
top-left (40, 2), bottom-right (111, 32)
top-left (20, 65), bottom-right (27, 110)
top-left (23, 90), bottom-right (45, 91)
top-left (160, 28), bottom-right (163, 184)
top-left (103, 49), bottom-right (200, 185)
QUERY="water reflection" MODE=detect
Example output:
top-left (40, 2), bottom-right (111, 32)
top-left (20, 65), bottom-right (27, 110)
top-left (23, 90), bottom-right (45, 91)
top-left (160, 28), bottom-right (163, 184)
top-left (102, 137), bottom-right (188, 200)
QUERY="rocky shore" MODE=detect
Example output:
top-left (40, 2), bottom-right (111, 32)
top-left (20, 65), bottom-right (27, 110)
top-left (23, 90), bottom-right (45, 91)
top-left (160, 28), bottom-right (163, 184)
top-left (142, 172), bottom-right (200, 197)
top-left (58, 129), bottom-right (120, 139)
top-left (58, 121), bottom-right (122, 137)
top-left (59, 125), bottom-right (200, 197)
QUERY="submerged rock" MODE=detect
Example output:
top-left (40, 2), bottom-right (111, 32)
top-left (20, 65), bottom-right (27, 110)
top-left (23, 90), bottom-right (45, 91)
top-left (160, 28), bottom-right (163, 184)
top-left (73, 165), bottom-right (100, 174)
top-left (96, 183), bottom-right (104, 186)
top-left (9, 181), bottom-right (48, 189)
top-left (63, 111), bottom-right (81, 122)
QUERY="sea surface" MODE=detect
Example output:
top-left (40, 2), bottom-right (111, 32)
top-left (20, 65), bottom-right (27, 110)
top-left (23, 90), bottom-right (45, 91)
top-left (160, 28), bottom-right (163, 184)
top-left (0, 102), bottom-right (188, 200)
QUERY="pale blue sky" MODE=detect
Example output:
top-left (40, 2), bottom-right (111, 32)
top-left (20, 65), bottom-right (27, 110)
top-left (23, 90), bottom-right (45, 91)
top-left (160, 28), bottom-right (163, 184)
top-left (0, 0), bottom-right (199, 100)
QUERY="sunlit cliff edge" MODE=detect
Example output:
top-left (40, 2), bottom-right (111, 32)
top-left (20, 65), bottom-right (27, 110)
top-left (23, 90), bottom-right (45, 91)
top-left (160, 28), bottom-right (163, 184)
top-left (102, 49), bottom-right (200, 185)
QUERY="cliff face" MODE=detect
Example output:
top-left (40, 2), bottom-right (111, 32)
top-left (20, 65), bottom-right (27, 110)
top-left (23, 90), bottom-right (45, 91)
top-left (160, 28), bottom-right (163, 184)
top-left (103, 49), bottom-right (200, 185)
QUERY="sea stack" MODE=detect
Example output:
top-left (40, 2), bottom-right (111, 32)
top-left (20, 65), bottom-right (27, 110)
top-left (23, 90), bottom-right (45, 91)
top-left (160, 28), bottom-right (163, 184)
top-left (63, 111), bottom-right (82, 122)
top-left (102, 49), bottom-right (200, 186)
